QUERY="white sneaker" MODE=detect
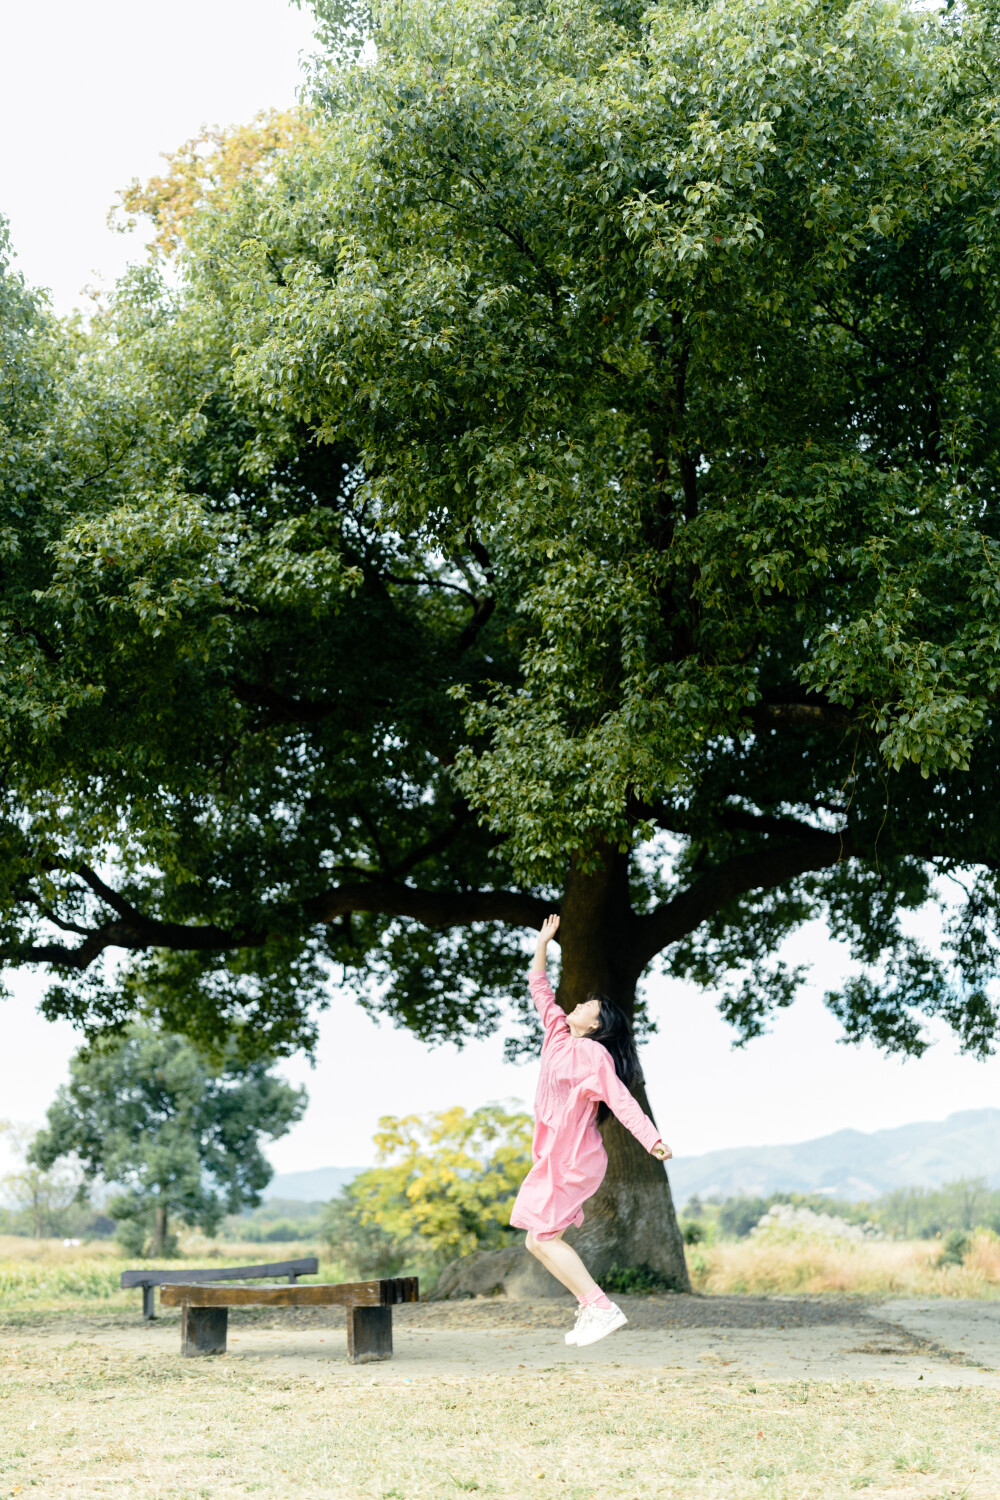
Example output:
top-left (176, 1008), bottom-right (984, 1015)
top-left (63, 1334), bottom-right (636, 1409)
top-left (573, 1303), bottom-right (628, 1348)
top-left (565, 1305), bottom-right (588, 1346)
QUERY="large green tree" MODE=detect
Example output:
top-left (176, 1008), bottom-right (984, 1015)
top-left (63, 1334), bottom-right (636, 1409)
top-left (5, 0), bottom-right (1000, 1284)
top-left (30, 1026), bottom-right (306, 1255)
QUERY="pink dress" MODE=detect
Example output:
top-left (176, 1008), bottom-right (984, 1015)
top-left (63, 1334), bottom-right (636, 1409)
top-left (509, 971), bottom-right (662, 1239)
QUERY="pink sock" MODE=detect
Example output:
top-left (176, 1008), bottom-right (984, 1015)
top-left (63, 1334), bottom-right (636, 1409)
top-left (582, 1285), bottom-right (612, 1311)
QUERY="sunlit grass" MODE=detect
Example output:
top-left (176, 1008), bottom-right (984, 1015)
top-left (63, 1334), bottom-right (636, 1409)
top-left (0, 1339), bottom-right (997, 1499)
top-left (688, 1229), bottom-right (1000, 1299)
top-left (0, 1235), bottom-right (348, 1319)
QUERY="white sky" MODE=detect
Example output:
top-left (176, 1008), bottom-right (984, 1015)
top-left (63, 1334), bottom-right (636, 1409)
top-left (1, 0), bottom-right (317, 312)
top-left (1, 0), bottom-right (998, 1179)
top-left (3, 919), bottom-right (998, 1176)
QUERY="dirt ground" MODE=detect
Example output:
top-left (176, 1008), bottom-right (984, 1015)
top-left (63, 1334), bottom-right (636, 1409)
top-left (16, 1292), bottom-right (1000, 1388)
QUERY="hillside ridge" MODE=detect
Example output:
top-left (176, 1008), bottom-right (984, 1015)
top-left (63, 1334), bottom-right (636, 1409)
top-left (264, 1109), bottom-right (1000, 1204)
top-left (667, 1107), bottom-right (1000, 1203)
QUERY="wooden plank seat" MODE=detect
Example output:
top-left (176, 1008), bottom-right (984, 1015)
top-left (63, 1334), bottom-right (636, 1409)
top-left (159, 1277), bottom-right (420, 1363)
top-left (121, 1258), bottom-right (319, 1320)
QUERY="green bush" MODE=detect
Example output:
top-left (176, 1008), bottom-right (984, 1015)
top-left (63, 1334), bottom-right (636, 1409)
top-left (870, 1181), bottom-right (1000, 1240)
top-left (604, 1262), bottom-right (684, 1295)
top-left (223, 1198), bottom-right (326, 1243)
top-left (321, 1194), bottom-right (412, 1279)
top-left (717, 1196), bottom-right (774, 1240)
top-left (696, 1180), bottom-right (1000, 1243)
top-left (937, 1228), bottom-right (972, 1267)
top-left (345, 1106), bottom-right (533, 1265)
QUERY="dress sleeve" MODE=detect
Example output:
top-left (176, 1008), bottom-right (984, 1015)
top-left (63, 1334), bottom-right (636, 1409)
top-left (528, 971), bottom-right (569, 1037)
top-left (586, 1046), bottom-right (662, 1154)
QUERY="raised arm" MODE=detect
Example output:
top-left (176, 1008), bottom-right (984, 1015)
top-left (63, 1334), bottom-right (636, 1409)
top-left (528, 913), bottom-right (568, 1035)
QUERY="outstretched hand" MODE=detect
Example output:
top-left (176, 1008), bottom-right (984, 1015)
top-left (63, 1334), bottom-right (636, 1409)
top-left (652, 1142), bottom-right (673, 1161)
top-left (531, 913), bottom-right (560, 972)
top-left (539, 913), bottom-right (560, 944)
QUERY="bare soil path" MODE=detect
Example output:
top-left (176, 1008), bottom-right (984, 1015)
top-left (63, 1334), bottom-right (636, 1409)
top-left (12, 1293), bottom-right (1000, 1388)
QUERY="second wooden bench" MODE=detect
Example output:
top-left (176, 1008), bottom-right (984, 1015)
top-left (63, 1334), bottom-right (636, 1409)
top-left (159, 1277), bottom-right (419, 1363)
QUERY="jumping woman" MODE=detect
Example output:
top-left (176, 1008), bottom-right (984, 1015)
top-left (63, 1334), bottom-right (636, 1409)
top-left (510, 913), bottom-right (672, 1348)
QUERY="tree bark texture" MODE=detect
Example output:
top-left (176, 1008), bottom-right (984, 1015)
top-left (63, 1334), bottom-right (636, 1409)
top-left (555, 848), bottom-right (692, 1293)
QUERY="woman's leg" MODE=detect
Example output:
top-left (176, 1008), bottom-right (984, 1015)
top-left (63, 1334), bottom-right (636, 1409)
top-left (525, 1231), bottom-right (597, 1300)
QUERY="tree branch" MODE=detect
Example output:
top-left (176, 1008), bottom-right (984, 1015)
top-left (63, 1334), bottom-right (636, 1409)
top-left (387, 805), bottom-right (471, 880)
top-left (632, 828), bottom-right (855, 970)
top-left (8, 875), bottom-right (550, 972)
top-left (718, 806), bottom-right (838, 840)
top-left (230, 678), bottom-right (390, 726)
top-left (300, 880), bottom-right (549, 930)
top-left (751, 702), bottom-right (853, 731)
top-left (641, 799), bottom-right (833, 844)
top-left (456, 595), bottom-right (496, 653)
top-left (454, 531), bottom-right (496, 653)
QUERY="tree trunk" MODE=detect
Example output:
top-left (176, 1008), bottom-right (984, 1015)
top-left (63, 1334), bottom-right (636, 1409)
top-left (555, 847), bottom-right (691, 1292)
top-left (152, 1200), bottom-right (168, 1257)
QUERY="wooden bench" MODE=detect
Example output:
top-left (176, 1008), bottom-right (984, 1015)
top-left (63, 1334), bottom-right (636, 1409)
top-left (159, 1277), bottom-right (419, 1363)
top-left (121, 1258), bottom-right (319, 1320)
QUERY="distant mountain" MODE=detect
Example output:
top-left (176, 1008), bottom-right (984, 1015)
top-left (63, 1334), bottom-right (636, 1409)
top-left (667, 1109), bottom-right (1000, 1204)
top-left (262, 1166), bottom-right (365, 1202)
top-left (262, 1108), bottom-right (1000, 1207)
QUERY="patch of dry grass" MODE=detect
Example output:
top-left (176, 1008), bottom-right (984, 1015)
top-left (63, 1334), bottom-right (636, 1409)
top-left (688, 1231), bottom-right (1000, 1299)
top-left (0, 1337), bottom-right (997, 1500)
top-left (5, 1228), bottom-right (1000, 1322)
top-left (0, 1238), bottom-right (337, 1323)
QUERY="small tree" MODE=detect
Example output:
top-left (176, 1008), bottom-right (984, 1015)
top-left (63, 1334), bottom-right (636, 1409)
top-left (30, 1026), bottom-right (306, 1256)
top-left (342, 1105), bottom-right (534, 1267)
top-left (0, 1121), bottom-right (84, 1240)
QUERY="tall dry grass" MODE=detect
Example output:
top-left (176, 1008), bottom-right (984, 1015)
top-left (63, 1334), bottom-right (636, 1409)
top-left (3, 1229), bottom-right (1000, 1310)
top-left (0, 1234), bottom-right (332, 1316)
top-left (687, 1229), bottom-right (1000, 1298)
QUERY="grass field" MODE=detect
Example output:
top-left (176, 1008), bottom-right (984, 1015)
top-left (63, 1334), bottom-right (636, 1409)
top-left (2, 1231), bottom-right (998, 1322)
top-left (2, 1237), bottom-right (999, 1498)
top-left (1, 1336), bottom-right (998, 1500)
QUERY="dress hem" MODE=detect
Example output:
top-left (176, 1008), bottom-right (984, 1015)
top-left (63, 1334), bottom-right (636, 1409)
top-left (509, 1207), bottom-right (586, 1239)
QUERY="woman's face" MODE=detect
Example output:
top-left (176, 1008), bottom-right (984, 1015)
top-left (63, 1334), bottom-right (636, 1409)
top-left (567, 997), bottom-right (601, 1037)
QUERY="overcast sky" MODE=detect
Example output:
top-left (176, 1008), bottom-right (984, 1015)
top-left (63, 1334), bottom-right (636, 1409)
top-left (2, 0), bottom-right (998, 1179)
top-left (2, 0), bottom-right (316, 312)
top-left (4, 920), bottom-right (998, 1178)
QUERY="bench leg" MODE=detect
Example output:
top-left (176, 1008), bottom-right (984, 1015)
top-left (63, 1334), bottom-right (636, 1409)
top-left (142, 1285), bottom-right (156, 1321)
top-left (347, 1305), bottom-right (393, 1363)
top-left (181, 1306), bottom-right (228, 1357)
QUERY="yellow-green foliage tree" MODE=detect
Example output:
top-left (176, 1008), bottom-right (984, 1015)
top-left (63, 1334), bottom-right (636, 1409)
top-left (348, 1106), bottom-right (533, 1263)
top-left (110, 108), bottom-right (312, 258)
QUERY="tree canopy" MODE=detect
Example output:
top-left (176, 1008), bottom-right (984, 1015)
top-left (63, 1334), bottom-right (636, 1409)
top-left (4, 0), bottom-right (1000, 1077)
top-left (30, 1025), bottom-right (306, 1255)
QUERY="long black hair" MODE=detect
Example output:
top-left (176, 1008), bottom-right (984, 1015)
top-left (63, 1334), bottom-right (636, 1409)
top-left (587, 994), bottom-right (643, 1125)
